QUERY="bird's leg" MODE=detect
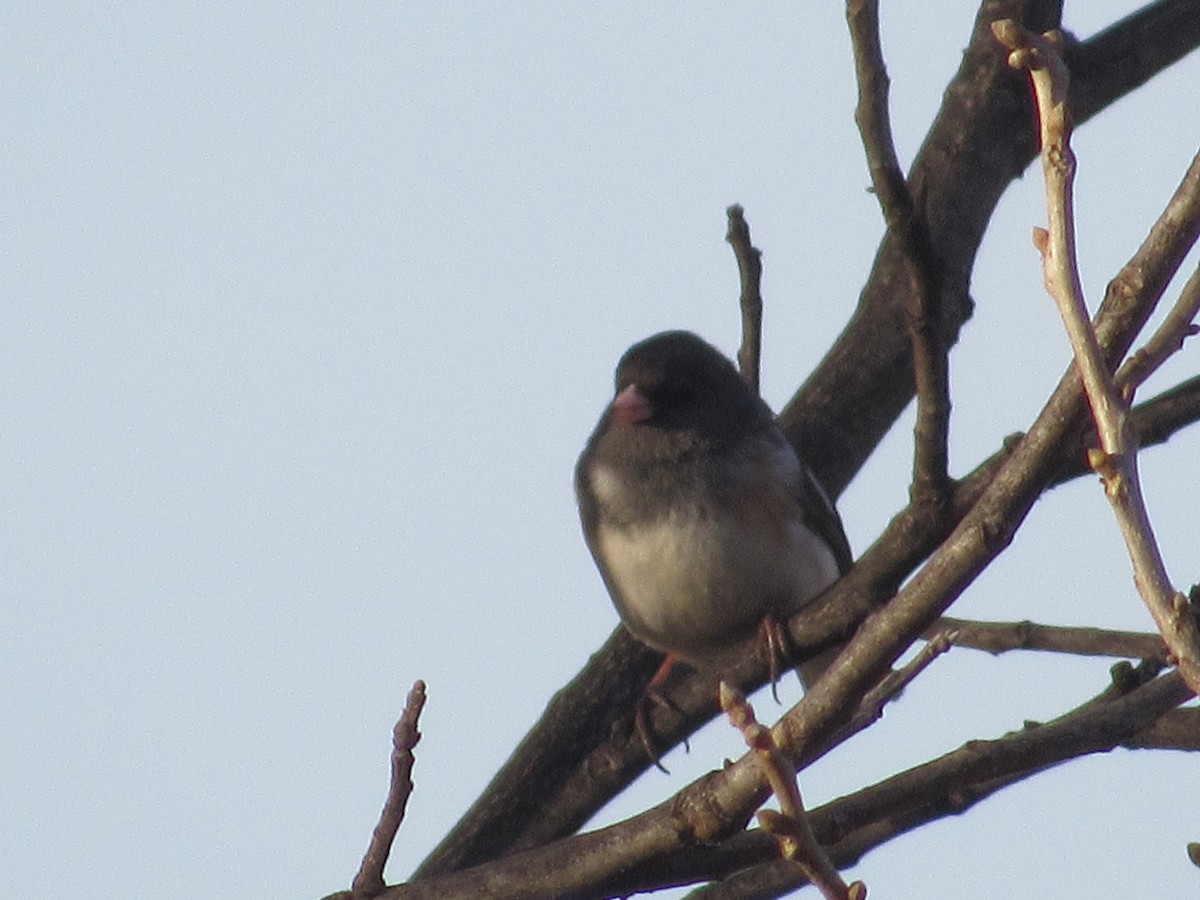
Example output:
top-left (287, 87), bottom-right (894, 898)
top-left (759, 614), bottom-right (795, 703)
top-left (634, 653), bottom-right (688, 772)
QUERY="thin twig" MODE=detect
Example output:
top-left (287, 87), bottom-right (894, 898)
top-left (351, 680), bottom-right (428, 898)
top-left (847, 0), bottom-right (952, 511)
top-left (863, 628), bottom-right (956, 709)
top-left (719, 683), bottom-right (862, 900)
top-left (1116, 256), bottom-right (1200, 393)
top-left (994, 18), bottom-right (1200, 696)
top-left (846, 0), bottom-right (909, 224)
top-left (933, 616), bottom-right (1168, 661)
top-left (726, 204), bottom-right (764, 396)
top-left (783, 629), bottom-right (960, 778)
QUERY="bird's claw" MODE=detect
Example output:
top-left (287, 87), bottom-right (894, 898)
top-left (634, 654), bottom-right (690, 772)
top-left (759, 615), bottom-right (796, 703)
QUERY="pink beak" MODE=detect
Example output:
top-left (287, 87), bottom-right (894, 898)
top-left (612, 383), bottom-right (652, 424)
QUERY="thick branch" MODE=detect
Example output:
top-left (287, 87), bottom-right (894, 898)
top-left (380, 672), bottom-right (1190, 899)
top-left (1068, 0), bottom-right (1200, 125)
top-left (1123, 707), bottom-right (1200, 751)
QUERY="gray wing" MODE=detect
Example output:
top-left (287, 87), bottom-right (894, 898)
top-left (796, 464), bottom-right (853, 576)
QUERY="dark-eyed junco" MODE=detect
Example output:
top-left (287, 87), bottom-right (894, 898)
top-left (576, 331), bottom-right (852, 694)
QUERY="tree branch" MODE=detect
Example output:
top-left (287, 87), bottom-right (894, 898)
top-left (1117, 258), bottom-right (1200, 393)
top-left (1122, 374), bottom-right (1200, 453)
top-left (330, 681), bottom-right (427, 900)
top-left (934, 616), bottom-right (1168, 661)
top-left (996, 18), bottom-right (1200, 695)
top-left (726, 204), bottom-right (764, 395)
top-left (720, 684), bottom-right (862, 900)
top-left (376, 670), bottom-right (1190, 899)
top-left (846, 0), bottom-right (952, 511)
top-left (1068, 0), bottom-right (1200, 125)
top-left (770, 121), bottom-right (1200, 774)
top-left (677, 668), bottom-right (1191, 900)
top-left (1122, 707), bottom-right (1200, 751)
top-left (782, 0), bottom-right (1200, 499)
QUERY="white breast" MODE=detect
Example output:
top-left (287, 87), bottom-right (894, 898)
top-left (594, 495), bottom-right (839, 667)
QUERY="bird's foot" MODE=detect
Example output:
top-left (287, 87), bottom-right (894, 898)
top-left (759, 615), bottom-right (796, 703)
top-left (634, 654), bottom-right (689, 772)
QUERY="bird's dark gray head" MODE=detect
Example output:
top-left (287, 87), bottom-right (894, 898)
top-left (610, 330), bottom-right (766, 442)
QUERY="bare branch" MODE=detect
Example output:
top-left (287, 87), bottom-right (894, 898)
top-left (350, 680), bottom-right (427, 898)
top-left (375, 669), bottom-right (1188, 900)
top-left (996, 18), bottom-right (1200, 696)
top-left (862, 627), bottom-right (956, 706)
top-left (1123, 708), bottom-right (1200, 751)
top-left (1041, 374), bottom-right (1200, 491)
top-left (1094, 153), bottom-right (1200, 363)
top-left (934, 616), bottom-right (1168, 662)
top-left (1117, 255), bottom-right (1200, 393)
top-left (846, 0), bottom-right (907, 222)
top-left (726, 204), bottom-right (764, 396)
top-left (824, 669), bottom-right (1190, 841)
top-left (784, 0), bottom-right (1200, 500)
top-left (847, 0), bottom-right (952, 509)
top-left (1069, 0), bottom-right (1200, 125)
top-left (720, 684), bottom-right (860, 900)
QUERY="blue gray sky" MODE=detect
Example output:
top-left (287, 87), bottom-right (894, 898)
top-left (4, 4), bottom-right (1198, 898)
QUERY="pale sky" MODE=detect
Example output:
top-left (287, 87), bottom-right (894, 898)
top-left (4, 4), bottom-right (1199, 898)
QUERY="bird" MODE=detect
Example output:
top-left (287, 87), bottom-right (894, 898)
top-left (575, 330), bottom-right (852, 755)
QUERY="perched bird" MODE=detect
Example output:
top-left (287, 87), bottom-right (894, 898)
top-left (576, 330), bottom-right (852, 700)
